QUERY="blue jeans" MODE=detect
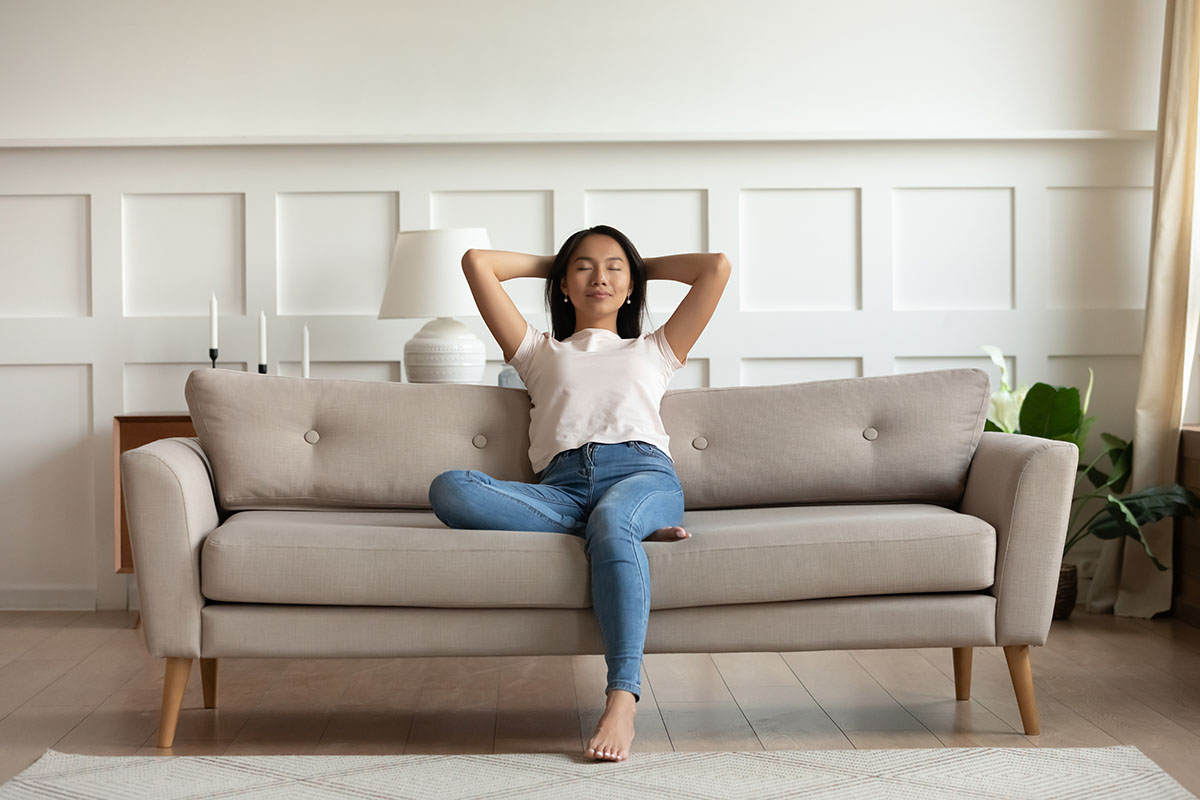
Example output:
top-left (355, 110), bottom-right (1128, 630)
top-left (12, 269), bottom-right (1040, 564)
top-left (427, 440), bottom-right (685, 702)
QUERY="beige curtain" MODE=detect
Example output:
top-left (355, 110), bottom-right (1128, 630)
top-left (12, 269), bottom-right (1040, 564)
top-left (1088, 0), bottom-right (1200, 617)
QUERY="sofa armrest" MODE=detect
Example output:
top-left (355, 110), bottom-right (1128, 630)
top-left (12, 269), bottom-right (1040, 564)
top-left (958, 431), bottom-right (1079, 646)
top-left (120, 437), bottom-right (220, 658)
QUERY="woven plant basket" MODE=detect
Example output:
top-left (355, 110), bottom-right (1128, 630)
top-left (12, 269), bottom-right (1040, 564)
top-left (1053, 562), bottom-right (1078, 620)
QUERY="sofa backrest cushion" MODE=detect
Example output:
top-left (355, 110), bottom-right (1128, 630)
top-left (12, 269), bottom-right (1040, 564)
top-left (661, 368), bottom-right (989, 509)
top-left (185, 366), bottom-right (990, 512)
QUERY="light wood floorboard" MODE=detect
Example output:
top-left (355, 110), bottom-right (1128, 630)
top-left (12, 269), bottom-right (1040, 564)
top-left (0, 609), bottom-right (1197, 794)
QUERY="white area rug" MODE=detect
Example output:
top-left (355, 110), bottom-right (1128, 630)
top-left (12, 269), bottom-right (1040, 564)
top-left (0, 746), bottom-right (1193, 799)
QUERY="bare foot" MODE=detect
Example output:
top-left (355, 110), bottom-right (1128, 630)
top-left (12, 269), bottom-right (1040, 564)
top-left (645, 525), bottom-right (690, 542)
top-left (585, 689), bottom-right (636, 761)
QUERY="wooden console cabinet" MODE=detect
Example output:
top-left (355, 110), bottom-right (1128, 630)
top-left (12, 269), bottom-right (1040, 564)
top-left (113, 413), bottom-right (196, 574)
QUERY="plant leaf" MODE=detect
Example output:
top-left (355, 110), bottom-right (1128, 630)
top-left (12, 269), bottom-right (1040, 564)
top-left (1019, 383), bottom-right (1082, 439)
top-left (1083, 434), bottom-right (1127, 490)
top-left (1104, 493), bottom-right (1167, 570)
top-left (1108, 443), bottom-right (1133, 495)
top-left (1073, 414), bottom-right (1096, 456)
top-left (1085, 487), bottom-right (1200, 570)
top-left (1092, 485), bottom-right (1200, 531)
top-left (1100, 432), bottom-right (1130, 456)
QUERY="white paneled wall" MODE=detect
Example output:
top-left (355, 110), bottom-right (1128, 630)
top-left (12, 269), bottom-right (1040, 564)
top-left (893, 189), bottom-right (1014, 311)
top-left (0, 194), bottom-right (91, 317)
top-left (277, 192), bottom-right (398, 316)
top-left (122, 193), bottom-right (246, 317)
top-left (0, 137), bottom-right (1159, 609)
top-left (0, 364), bottom-right (95, 608)
top-left (1047, 187), bottom-right (1153, 309)
top-left (740, 189), bottom-right (861, 312)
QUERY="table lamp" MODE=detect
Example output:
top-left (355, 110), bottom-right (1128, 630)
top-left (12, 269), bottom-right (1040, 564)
top-left (378, 228), bottom-right (492, 383)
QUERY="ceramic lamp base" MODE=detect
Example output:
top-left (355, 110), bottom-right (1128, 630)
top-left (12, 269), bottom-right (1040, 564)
top-left (403, 317), bottom-right (486, 384)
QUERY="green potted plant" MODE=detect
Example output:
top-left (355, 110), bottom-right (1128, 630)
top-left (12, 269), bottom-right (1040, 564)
top-left (980, 346), bottom-right (1200, 619)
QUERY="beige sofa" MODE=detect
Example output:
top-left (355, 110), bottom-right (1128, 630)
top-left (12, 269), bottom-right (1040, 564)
top-left (120, 366), bottom-right (1078, 748)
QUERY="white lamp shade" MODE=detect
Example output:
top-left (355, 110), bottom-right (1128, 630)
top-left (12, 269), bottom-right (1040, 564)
top-left (378, 228), bottom-right (492, 319)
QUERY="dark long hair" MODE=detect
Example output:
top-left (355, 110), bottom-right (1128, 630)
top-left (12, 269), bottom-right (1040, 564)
top-left (545, 225), bottom-right (648, 341)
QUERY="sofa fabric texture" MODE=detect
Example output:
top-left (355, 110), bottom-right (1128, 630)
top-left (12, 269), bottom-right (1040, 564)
top-left (183, 367), bottom-right (993, 512)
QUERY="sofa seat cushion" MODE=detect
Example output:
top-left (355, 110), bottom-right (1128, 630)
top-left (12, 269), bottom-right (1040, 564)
top-left (200, 504), bottom-right (995, 610)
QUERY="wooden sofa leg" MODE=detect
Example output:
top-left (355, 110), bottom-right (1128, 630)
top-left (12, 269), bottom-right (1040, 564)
top-left (951, 647), bottom-right (972, 700)
top-left (200, 658), bottom-right (218, 709)
top-left (157, 657), bottom-right (192, 748)
top-left (1003, 644), bottom-right (1040, 735)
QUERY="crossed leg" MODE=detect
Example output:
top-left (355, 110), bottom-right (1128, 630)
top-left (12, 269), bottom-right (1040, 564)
top-left (427, 469), bottom-right (585, 533)
top-left (428, 468), bottom-right (688, 540)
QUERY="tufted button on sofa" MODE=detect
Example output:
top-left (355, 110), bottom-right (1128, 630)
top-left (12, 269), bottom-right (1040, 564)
top-left (120, 367), bottom-right (1078, 747)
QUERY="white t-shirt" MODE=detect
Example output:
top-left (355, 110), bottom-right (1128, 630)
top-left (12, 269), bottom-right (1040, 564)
top-left (506, 321), bottom-right (686, 474)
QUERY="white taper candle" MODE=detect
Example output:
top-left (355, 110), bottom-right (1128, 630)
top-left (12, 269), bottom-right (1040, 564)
top-left (302, 325), bottom-right (310, 378)
top-left (209, 293), bottom-right (218, 349)
top-left (259, 311), bottom-right (267, 365)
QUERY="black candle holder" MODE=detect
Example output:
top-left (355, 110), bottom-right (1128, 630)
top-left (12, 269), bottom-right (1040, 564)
top-left (258, 363), bottom-right (268, 374)
top-left (209, 348), bottom-right (218, 368)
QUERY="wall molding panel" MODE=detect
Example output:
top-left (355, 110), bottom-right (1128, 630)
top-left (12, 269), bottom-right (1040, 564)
top-left (122, 192), bottom-right (246, 317)
top-left (0, 193), bottom-right (91, 318)
top-left (0, 137), bottom-right (1156, 609)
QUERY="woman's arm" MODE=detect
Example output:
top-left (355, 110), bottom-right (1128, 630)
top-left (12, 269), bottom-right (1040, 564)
top-left (461, 249), bottom-right (551, 362)
top-left (643, 253), bottom-right (726, 285)
top-left (467, 249), bottom-right (554, 282)
top-left (654, 253), bottom-right (732, 366)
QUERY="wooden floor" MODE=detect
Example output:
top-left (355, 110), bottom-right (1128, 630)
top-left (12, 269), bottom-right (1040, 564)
top-left (2, 609), bottom-right (1200, 793)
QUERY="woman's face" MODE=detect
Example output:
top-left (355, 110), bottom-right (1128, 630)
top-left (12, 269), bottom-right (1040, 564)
top-left (560, 234), bottom-right (632, 314)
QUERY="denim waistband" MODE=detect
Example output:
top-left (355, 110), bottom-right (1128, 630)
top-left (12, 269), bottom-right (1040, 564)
top-left (546, 439), bottom-right (669, 470)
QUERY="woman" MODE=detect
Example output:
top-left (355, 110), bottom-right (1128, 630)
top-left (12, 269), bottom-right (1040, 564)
top-left (428, 225), bottom-right (731, 762)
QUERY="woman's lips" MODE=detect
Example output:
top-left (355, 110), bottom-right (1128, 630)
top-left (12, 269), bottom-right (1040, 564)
top-left (588, 292), bottom-right (611, 298)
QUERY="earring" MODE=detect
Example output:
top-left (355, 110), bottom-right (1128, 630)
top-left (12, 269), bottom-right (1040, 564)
top-left (563, 295), bottom-right (569, 303)
top-left (626, 296), bottom-right (631, 304)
